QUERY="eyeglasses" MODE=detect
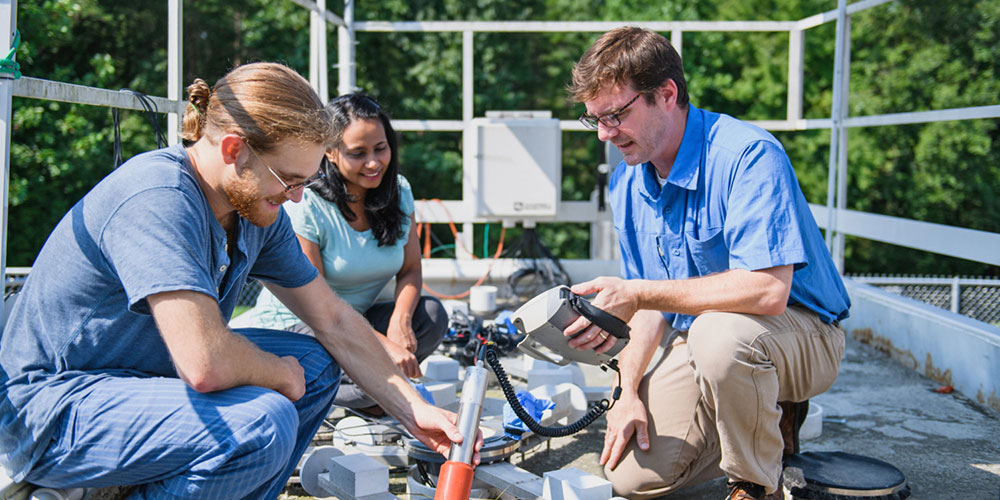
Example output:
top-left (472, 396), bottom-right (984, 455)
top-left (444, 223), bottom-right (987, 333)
top-left (244, 142), bottom-right (327, 193)
top-left (579, 93), bottom-right (642, 131)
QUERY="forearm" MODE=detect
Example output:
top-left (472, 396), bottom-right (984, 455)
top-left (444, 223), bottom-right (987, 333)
top-left (390, 269), bottom-right (422, 326)
top-left (273, 279), bottom-right (424, 421)
top-left (313, 304), bottom-right (423, 418)
top-left (188, 328), bottom-right (294, 393)
top-left (617, 309), bottom-right (666, 392)
top-left (150, 290), bottom-right (296, 395)
top-left (632, 267), bottom-right (792, 317)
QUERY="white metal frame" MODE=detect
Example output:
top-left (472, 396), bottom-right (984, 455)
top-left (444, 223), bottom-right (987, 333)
top-left (335, 0), bottom-right (1000, 272)
top-left (2, 0), bottom-right (1000, 324)
top-left (1, 0), bottom-right (17, 313)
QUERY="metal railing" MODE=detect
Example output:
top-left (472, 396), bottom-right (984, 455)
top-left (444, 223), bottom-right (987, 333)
top-left (849, 274), bottom-right (1000, 326)
top-left (8, 268), bottom-right (998, 327)
top-left (2, 1), bottom-right (1000, 326)
top-left (332, 0), bottom-right (1000, 273)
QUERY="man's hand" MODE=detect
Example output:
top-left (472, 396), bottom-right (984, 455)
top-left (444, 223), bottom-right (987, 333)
top-left (387, 315), bottom-right (418, 354)
top-left (276, 356), bottom-right (306, 402)
top-left (383, 339), bottom-right (422, 379)
top-left (564, 276), bottom-right (640, 352)
top-left (406, 401), bottom-right (484, 465)
top-left (600, 390), bottom-right (650, 470)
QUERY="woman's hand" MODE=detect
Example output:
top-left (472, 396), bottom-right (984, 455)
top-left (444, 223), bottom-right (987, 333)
top-left (387, 314), bottom-right (418, 353)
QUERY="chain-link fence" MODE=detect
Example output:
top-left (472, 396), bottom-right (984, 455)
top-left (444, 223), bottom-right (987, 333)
top-left (849, 274), bottom-right (1000, 326)
top-left (238, 279), bottom-right (264, 308)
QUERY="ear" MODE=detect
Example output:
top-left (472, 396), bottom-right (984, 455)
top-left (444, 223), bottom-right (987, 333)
top-left (658, 79), bottom-right (679, 109)
top-left (219, 134), bottom-right (245, 168)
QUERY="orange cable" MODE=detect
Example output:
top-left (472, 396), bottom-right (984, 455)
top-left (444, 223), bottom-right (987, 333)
top-left (427, 198), bottom-right (478, 259)
top-left (422, 226), bottom-right (506, 300)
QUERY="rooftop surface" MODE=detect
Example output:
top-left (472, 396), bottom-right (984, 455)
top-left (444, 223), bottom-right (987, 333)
top-left (26, 330), bottom-right (999, 500)
top-left (276, 333), bottom-right (1000, 500)
top-left (507, 334), bottom-right (1000, 500)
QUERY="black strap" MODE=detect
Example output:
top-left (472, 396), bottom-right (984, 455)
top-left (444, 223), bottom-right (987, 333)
top-left (560, 288), bottom-right (630, 340)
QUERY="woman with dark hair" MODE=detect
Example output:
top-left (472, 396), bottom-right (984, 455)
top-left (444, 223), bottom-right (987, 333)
top-left (236, 93), bottom-right (447, 414)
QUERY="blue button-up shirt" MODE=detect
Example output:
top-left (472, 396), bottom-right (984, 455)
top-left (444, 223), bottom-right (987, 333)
top-left (610, 105), bottom-right (850, 332)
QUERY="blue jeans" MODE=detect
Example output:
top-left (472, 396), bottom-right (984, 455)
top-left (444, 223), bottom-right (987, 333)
top-left (24, 329), bottom-right (340, 500)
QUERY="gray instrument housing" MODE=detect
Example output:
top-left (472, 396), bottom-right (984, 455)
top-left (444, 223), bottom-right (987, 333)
top-left (512, 286), bottom-right (628, 366)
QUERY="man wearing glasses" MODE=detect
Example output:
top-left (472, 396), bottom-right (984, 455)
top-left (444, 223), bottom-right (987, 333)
top-left (0, 63), bottom-right (474, 499)
top-left (563, 27), bottom-right (850, 500)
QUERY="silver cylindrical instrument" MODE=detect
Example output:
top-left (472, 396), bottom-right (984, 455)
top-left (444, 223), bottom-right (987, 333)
top-left (447, 361), bottom-right (489, 465)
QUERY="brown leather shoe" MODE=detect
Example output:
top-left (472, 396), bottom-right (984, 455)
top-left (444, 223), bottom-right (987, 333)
top-left (725, 478), bottom-right (784, 500)
top-left (778, 400), bottom-right (809, 459)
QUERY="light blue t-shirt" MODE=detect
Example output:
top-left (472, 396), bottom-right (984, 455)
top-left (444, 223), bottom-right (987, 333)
top-left (0, 145), bottom-right (317, 481)
top-left (238, 175), bottom-right (414, 329)
top-left (610, 105), bottom-right (850, 332)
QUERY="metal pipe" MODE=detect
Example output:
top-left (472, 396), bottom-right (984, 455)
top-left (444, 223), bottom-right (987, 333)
top-left (167, 0), bottom-right (181, 145)
top-left (434, 361), bottom-right (489, 500)
top-left (337, 0), bottom-right (355, 96)
top-left (448, 361), bottom-right (488, 464)
top-left (0, 0), bottom-right (18, 330)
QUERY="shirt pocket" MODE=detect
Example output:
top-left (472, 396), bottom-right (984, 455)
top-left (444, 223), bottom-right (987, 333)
top-left (685, 226), bottom-right (729, 276)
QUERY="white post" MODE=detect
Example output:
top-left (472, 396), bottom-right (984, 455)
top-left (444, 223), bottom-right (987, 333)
top-left (825, 0), bottom-right (848, 272)
top-left (310, 0), bottom-right (329, 103)
top-left (337, 0), bottom-right (355, 96)
top-left (670, 30), bottom-right (682, 60)
top-left (0, 0), bottom-right (17, 325)
top-left (167, 0), bottom-right (182, 144)
top-left (459, 30), bottom-right (474, 260)
top-left (950, 276), bottom-right (960, 314)
top-left (462, 30), bottom-right (473, 123)
top-left (787, 28), bottom-right (804, 122)
top-left (832, 16), bottom-right (851, 269)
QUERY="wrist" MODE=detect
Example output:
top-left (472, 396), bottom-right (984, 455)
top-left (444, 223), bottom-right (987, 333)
top-left (391, 311), bottom-right (412, 326)
top-left (628, 280), bottom-right (645, 311)
top-left (617, 379), bottom-right (641, 396)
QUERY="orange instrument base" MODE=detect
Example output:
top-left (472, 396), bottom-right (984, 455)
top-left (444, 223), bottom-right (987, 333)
top-left (433, 461), bottom-right (475, 500)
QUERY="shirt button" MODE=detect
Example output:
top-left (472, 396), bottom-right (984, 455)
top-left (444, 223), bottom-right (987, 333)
top-left (219, 265), bottom-right (227, 272)
top-left (672, 249), bottom-right (681, 256)
top-left (665, 207), bottom-right (672, 213)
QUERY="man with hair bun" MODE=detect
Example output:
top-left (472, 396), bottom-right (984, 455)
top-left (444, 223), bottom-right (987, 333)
top-left (0, 62), bottom-right (477, 499)
top-left (564, 27), bottom-right (850, 500)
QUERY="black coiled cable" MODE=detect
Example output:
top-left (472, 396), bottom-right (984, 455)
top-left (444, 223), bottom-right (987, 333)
top-left (483, 343), bottom-right (620, 438)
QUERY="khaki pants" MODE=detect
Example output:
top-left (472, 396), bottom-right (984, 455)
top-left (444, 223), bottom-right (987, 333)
top-left (605, 305), bottom-right (845, 498)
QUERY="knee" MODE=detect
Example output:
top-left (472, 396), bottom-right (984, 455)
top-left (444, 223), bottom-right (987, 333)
top-left (414, 297), bottom-right (448, 358)
top-left (287, 334), bottom-right (341, 393)
top-left (419, 296), bottom-right (448, 335)
top-left (687, 312), bottom-right (753, 383)
top-left (605, 462), bottom-right (648, 499)
top-left (605, 461), bottom-right (679, 500)
top-left (245, 391), bottom-right (300, 471)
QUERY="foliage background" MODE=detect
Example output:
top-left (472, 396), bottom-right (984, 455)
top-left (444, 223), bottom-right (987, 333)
top-left (7, 0), bottom-right (998, 276)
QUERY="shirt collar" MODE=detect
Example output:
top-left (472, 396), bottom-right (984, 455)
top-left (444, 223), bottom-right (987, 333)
top-left (637, 105), bottom-right (704, 201)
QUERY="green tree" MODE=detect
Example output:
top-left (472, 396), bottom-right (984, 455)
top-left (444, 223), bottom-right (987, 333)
top-left (7, 0), bottom-right (997, 276)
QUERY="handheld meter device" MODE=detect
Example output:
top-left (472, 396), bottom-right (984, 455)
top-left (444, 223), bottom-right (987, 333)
top-left (511, 286), bottom-right (630, 366)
